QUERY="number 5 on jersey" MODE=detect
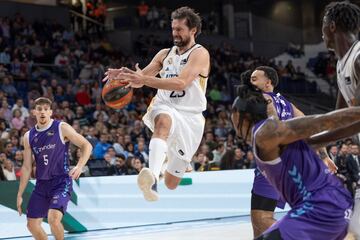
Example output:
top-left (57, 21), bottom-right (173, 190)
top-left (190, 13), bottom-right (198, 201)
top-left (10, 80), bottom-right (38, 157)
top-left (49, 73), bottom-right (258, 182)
top-left (43, 155), bottom-right (49, 165)
top-left (170, 90), bottom-right (185, 98)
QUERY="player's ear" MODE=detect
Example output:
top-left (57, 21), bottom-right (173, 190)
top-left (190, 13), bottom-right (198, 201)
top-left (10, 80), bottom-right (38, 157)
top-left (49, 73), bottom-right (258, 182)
top-left (190, 27), bottom-right (197, 35)
top-left (329, 20), bottom-right (336, 33)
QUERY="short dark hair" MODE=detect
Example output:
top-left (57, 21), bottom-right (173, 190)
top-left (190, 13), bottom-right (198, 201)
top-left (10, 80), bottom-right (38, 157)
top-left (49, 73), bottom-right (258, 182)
top-left (171, 6), bottom-right (202, 37)
top-left (255, 66), bottom-right (279, 87)
top-left (34, 97), bottom-right (52, 108)
top-left (324, 1), bottom-right (360, 34)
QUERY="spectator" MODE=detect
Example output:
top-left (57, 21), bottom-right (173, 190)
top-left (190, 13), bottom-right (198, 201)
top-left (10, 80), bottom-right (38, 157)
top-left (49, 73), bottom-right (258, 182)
top-left (211, 141), bottom-right (225, 167)
top-left (233, 148), bottom-right (245, 169)
top-left (194, 152), bottom-right (210, 171)
top-left (92, 133), bottom-right (111, 159)
top-left (0, 99), bottom-right (12, 122)
top-left (1, 76), bottom-right (17, 97)
top-left (328, 144), bottom-right (338, 161)
top-left (108, 154), bottom-right (127, 176)
top-left (135, 140), bottom-right (149, 164)
top-left (2, 159), bottom-right (16, 180)
top-left (137, 1), bottom-right (149, 28)
top-left (11, 98), bottom-right (29, 121)
top-left (11, 109), bottom-right (24, 130)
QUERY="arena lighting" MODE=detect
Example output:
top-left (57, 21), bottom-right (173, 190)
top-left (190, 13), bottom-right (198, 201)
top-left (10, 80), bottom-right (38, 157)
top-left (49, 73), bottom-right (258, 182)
top-left (7, 0), bottom-right (57, 6)
top-left (272, 1), bottom-right (293, 18)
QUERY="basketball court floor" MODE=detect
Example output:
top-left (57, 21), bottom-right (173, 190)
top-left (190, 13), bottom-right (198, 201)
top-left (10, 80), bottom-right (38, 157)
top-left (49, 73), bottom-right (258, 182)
top-left (8, 213), bottom-right (287, 240)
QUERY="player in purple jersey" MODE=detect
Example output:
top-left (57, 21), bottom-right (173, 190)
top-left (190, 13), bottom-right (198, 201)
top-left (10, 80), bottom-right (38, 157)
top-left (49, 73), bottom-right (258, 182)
top-left (243, 66), bottom-right (338, 238)
top-left (231, 85), bottom-right (360, 239)
top-left (16, 97), bottom-right (92, 240)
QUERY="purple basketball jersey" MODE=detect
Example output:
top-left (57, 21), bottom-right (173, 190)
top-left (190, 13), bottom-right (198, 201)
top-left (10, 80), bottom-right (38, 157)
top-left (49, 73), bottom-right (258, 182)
top-left (29, 120), bottom-right (70, 180)
top-left (253, 120), bottom-right (353, 239)
top-left (263, 92), bottom-right (294, 121)
top-left (252, 92), bottom-right (294, 208)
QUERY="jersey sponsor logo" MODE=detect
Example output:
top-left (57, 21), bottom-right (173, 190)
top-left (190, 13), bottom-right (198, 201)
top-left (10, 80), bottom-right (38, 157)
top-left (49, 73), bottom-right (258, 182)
top-left (345, 76), bottom-right (352, 85)
top-left (165, 73), bottom-right (178, 78)
top-left (47, 130), bottom-right (55, 136)
top-left (33, 143), bottom-right (56, 154)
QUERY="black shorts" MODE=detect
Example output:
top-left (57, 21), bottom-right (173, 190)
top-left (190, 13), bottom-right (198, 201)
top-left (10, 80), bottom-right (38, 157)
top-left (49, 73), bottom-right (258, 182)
top-left (251, 192), bottom-right (277, 212)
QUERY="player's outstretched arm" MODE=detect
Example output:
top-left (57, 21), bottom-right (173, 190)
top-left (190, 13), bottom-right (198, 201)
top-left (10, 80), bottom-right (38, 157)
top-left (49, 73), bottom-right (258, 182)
top-left (256, 107), bottom-right (360, 161)
top-left (118, 47), bottom-right (210, 91)
top-left (103, 48), bottom-right (169, 82)
top-left (17, 131), bottom-right (32, 216)
top-left (61, 123), bottom-right (93, 180)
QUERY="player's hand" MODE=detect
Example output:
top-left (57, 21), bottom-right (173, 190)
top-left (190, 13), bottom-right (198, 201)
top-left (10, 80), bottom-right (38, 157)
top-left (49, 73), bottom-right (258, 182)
top-left (116, 64), bottom-right (145, 88)
top-left (17, 195), bottom-right (23, 216)
top-left (69, 166), bottom-right (83, 180)
top-left (324, 157), bottom-right (337, 174)
top-left (103, 68), bottom-right (124, 82)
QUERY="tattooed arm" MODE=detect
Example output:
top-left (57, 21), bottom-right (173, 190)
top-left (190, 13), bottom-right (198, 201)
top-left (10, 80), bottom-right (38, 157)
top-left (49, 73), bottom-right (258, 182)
top-left (306, 120), bottom-right (360, 148)
top-left (256, 107), bottom-right (360, 161)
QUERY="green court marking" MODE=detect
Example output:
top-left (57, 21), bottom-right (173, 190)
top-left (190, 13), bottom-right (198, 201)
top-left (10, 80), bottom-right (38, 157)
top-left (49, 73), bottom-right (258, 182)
top-left (0, 180), bottom-right (86, 232)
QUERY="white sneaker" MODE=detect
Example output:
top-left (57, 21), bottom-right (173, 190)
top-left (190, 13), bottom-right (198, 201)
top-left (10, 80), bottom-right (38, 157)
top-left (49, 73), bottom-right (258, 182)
top-left (137, 168), bottom-right (159, 201)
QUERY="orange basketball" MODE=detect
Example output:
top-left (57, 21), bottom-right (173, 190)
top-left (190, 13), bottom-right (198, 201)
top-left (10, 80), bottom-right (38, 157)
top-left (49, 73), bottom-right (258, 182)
top-left (102, 79), bottom-right (133, 109)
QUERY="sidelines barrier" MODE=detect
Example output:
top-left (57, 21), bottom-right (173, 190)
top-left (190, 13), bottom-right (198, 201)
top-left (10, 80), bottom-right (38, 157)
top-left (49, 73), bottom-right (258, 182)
top-left (0, 169), bottom-right (288, 239)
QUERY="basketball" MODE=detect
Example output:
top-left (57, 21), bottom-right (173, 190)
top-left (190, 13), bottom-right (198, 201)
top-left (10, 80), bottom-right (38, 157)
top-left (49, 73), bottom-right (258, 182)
top-left (102, 79), bottom-right (133, 109)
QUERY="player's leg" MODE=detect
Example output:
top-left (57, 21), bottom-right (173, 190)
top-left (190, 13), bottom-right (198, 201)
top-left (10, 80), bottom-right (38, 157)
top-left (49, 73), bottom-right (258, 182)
top-left (27, 218), bottom-right (47, 240)
top-left (47, 176), bottom-right (72, 239)
top-left (164, 149), bottom-right (189, 190)
top-left (251, 171), bottom-right (283, 237)
top-left (251, 193), bottom-right (277, 237)
top-left (149, 113), bottom-right (172, 180)
top-left (138, 112), bottom-right (172, 201)
top-left (47, 209), bottom-right (64, 240)
top-left (27, 185), bottom-right (50, 240)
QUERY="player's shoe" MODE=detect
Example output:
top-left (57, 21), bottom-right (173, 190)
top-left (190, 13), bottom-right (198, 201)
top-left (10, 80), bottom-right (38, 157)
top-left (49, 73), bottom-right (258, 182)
top-left (137, 168), bottom-right (159, 201)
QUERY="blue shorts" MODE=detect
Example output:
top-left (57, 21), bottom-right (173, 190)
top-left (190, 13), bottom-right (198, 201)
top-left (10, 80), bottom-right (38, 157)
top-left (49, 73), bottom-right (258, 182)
top-left (27, 175), bottom-right (72, 219)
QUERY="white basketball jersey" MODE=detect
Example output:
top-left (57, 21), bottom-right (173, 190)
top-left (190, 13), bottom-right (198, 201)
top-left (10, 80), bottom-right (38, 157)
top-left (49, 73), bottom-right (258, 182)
top-left (154, 44), bottom-right (208, 113)
top-left (337, 41), bottom-right (360, 106)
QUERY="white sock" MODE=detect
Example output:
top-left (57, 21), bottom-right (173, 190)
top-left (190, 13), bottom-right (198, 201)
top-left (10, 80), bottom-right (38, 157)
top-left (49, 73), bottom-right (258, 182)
top-left (149, 138), bottom-right (168, 181)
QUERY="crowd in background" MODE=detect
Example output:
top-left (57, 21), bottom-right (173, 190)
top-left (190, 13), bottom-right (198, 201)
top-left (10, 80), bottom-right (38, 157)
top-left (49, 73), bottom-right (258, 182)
top-left (0, 11), bottom-right (356, 189)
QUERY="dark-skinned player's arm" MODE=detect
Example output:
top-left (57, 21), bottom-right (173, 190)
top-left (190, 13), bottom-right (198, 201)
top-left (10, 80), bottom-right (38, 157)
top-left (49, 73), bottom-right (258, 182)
top-left (256, 107), bottom-right (360, 162)
top-left (306, 120), bottom-right (360, 149)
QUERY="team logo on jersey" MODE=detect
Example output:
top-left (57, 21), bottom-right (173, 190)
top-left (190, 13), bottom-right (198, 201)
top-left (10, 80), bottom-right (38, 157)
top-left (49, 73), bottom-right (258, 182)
top-left (167, 57), bottom-right (173, 65)
top-left (345, 77), bottom-right (351, 85)
top-left (180, 59), bottom-right (187, 65)
top-left (47, 130), bottom-right (55, 136)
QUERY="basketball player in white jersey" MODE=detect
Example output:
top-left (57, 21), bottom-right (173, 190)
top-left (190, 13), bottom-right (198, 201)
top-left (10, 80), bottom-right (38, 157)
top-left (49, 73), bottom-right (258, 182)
top-left (322, 1), bottom-right (360, 238)
top-left (106, 7), bottom-right (210, 201)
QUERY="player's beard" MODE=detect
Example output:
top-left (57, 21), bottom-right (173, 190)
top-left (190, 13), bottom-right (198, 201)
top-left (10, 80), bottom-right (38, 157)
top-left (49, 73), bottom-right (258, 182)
top-left (173, 35), bottom-right (190, 47)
